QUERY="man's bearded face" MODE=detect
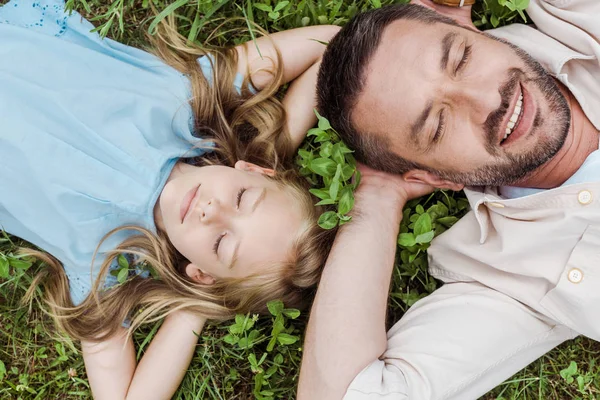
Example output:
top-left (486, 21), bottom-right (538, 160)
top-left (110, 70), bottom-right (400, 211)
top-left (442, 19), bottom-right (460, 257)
top-left (354, 19), bottom-right (570, 186)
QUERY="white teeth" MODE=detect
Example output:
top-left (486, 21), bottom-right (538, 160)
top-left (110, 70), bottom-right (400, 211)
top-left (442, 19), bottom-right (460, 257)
top-left (502, 93), bottom-right (524, 142)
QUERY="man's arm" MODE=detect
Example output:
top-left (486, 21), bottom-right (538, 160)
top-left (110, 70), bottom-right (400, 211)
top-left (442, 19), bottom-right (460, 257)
top-left (82, 310), bottom-right (206, 400)
top-left (297, 167), bottom-right (433, 399)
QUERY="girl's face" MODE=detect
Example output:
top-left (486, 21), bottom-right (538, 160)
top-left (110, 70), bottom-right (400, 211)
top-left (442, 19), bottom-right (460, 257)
top-left (155, 161), bottom-right (305, 284)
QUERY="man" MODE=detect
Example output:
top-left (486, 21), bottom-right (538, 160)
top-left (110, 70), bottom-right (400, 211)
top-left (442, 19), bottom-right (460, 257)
top-left (298, 1), bottom-right (600, 399)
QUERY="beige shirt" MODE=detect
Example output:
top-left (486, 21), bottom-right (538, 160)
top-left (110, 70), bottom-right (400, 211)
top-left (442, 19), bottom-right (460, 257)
top-left (345, 1), bottom-right (600, 399)
top-left (431, 0), bottom-right (600, 342)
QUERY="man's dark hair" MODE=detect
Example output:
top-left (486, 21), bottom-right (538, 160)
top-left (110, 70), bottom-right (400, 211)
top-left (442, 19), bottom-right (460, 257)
top-left (317, 4), bottom-right (459, 174)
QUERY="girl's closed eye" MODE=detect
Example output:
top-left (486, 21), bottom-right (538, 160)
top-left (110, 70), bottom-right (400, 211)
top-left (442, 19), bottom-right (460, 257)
top-left (236, 188), bottom-right (247, 209)
top-left (213, 232), bottom-right (226, 255)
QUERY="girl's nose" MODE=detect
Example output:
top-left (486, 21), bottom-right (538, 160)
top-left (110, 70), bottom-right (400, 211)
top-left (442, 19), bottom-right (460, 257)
top-left (200, 198), bottom-right (221, 223)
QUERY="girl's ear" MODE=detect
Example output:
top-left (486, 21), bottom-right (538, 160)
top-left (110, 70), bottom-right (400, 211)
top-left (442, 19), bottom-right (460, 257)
top-left (404, 169), bottom-right (464, 192)
top-left (185, 263), bottom-right (216, 285)
top-left (234, 160), bottom-right (276, 176)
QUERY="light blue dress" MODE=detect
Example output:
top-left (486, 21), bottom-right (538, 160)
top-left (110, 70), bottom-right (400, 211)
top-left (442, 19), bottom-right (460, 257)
top-left (0, 0), bottom-right (241, 305)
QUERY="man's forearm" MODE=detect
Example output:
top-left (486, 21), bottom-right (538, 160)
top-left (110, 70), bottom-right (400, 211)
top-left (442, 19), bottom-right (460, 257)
top-left (298, 205), bottom-right (403, 400)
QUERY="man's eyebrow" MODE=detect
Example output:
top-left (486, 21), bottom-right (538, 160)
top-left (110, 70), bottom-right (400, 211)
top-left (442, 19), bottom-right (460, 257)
top-left (440, 32), bottom-right (458, 72)
top-left (230, 188), bottom-right (267, 269)
top-left (410, 100), bottom-right (433, 145)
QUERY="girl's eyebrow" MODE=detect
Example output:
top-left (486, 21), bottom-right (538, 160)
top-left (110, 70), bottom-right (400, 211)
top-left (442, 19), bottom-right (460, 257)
top-left (229, 188), bottom-right (267, 269)
top-left (251, 188), bottom-right (267, 213)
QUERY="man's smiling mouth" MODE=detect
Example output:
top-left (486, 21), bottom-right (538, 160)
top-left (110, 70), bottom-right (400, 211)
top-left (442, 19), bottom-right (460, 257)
top-left (502, 92), bottom-right (523, 142)
top-left (499, 83), bottom-right (536, 147)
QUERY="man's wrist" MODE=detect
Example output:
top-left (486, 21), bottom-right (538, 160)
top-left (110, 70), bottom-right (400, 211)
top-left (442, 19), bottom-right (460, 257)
top-left (352, 193), bottom-right (407, 225)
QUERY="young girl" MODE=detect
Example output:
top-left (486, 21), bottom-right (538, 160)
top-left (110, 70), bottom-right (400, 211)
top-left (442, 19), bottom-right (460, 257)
top-left (0, 0), bottom-right (339, 398)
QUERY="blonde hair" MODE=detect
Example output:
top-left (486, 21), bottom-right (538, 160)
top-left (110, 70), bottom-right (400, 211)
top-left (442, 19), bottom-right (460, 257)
top-left (23, 17), bottom-right (336, 342)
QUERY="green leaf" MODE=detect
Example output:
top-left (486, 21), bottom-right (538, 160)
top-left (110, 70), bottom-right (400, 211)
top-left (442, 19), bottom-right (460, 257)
top-left (274, 353), bottom-right (284, 364)
top-left (413, 213), bottom-right (433, 236)
top-left (0, 360), bottom-right (5, 382)
top-left (117, 254), bottom-right (129, 269)
top-left (560, 361), bottom-right (578, 384)
top-left (332, 143), bottom-right (345, 164)
top-left (491, 13), bottom-right (500, 27)
top-left (315, 109), bottom-right (332, 130)
top-left (254, 3), bottom-right (272, 12)
top-left (283, 308), bottom-right (301, 319)
top-left (514, 0), bottom-right (529, 7)
top-left (298, 149), bottom-right (312, 160)
top-left (341, 164), bottom-right (355, 181)
top-left (309, 188), bottom-right (330, 200)
top-left (274, 1), bottom-right (289, 12)
top-left (0, 256), bottom-right (9, 278)
top-left (315, 198), bottom-right (336, 206)
top-left (223, 334), bottom-right (239, 345)
top-left (437, 216), bottom-right (459, 228)
top-left (310, 158), bottom-right (337, 177)
top-left (268, 11), bottom-right (280, 20)
top-left (398, 233), bottom-right (416, 247)
top-left (319, 142), bottom-right (333, 158)
top-left (267, 300), bottom-right (284, 316)
top-left (318, 211), bottom-right (339, 230)
top-left (338, 187), bottom-right (355, 215)
top-left (148, 0), bottom-right (190, 34)
top-left (307, 127), bottom-right (324, 137)
top-left (117, 267), bottom-right (129, 284)
top-left (8, 258), bottom-right (32, 270)
top-left (329, 166), bottom-right (342, 200)
top-left (415, 231), bottom-right (435, 244)
top-left (276, 333), bottom-right (299, 346)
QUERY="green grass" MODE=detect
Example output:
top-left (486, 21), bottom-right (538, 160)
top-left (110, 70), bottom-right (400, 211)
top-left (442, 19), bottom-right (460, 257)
top-left (1, 0), bottom-right (600, 399)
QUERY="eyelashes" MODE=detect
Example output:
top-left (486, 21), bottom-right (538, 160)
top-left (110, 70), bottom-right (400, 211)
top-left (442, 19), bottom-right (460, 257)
top-left (213, 233), bottom-right (225, 255)
top-left (236, 188), bottom-right (246, 208)
top-left (456, 44), bottom-right (472, 74)
top-left (213, 188), bottom-right (247, 256)
top-left (434, 111), bottom-right (446, 143)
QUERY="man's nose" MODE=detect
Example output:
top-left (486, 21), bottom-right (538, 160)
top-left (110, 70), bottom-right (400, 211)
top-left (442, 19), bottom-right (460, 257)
top-left (445, 79), bottom-right (502, 121)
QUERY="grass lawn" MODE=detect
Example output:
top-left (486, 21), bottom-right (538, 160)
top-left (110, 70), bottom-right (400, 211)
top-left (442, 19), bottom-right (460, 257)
top-left (1, 0), bottom-right (600, 399)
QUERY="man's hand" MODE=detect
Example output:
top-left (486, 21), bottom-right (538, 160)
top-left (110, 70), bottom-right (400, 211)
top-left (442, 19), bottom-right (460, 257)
top-left (355, 164), bottom-right (434, 221)
top-left (411, 0), bottom-right (478, 31)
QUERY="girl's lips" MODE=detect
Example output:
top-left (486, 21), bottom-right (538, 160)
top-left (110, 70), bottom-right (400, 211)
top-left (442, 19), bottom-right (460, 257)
top-left (180, 184), bottom-right (201, 223)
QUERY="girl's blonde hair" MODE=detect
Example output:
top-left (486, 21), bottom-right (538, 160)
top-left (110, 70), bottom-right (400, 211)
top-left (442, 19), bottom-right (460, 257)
top-left (23, 17), bottom-right (337, 341)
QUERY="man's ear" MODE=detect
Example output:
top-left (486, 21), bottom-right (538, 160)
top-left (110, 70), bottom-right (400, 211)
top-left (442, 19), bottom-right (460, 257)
top-left (404, 169), bottom-right (464, 192)
top-left (185, 263), bottom-right (216, 285)
top-left (411, 0), bottom-right (478, 32)
top-left (234, 160), bottom-right (276, 177)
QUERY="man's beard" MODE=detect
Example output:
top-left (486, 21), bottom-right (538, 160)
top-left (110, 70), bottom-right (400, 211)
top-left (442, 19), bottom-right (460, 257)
top-left (433, 35), bottom-right (571, 187)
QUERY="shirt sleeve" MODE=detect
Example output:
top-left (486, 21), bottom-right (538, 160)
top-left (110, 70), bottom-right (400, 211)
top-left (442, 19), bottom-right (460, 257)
top-left (344, 282), bottom-right (577, 400)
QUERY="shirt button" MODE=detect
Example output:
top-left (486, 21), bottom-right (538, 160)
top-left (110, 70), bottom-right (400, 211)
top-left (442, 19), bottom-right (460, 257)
top-left (567, 268), bottom-right (583, 284)
top-left (578, 190), bottom-right (593, 205)
top-left (488, 202), bottom-right (505, 208)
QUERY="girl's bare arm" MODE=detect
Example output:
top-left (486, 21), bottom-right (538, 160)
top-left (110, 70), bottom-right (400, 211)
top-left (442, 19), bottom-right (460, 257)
top-left (82, 311), bottom-right (206, 400)
top-left (235, 25), bottom-right (341, 148)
